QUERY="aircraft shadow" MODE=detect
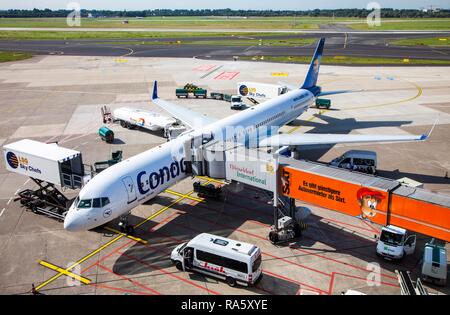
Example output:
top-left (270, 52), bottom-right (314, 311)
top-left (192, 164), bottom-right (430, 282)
top-left (287, 114), bottom-right (413, 134)
top-left (285, 115), bottom-right (447, 185)
top-left (106, 186), bottom-right (448, 294)
top-left (287, 114), bottom-right (413, 167)
top-left (376, 169), bottom-right (450, 185)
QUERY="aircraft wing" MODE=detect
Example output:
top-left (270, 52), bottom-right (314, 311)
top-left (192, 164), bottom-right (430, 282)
top-left (151, 81), bottom-right (217, 129)
top-left (259, 133), bottom-right (428, 147)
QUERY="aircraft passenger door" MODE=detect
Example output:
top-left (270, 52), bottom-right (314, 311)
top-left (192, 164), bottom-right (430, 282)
top-left (122, 176), bottom-right (137, 204)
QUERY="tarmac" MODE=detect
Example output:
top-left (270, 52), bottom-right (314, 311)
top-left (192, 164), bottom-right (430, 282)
top-left (0, 55), bottom-right (449, 295)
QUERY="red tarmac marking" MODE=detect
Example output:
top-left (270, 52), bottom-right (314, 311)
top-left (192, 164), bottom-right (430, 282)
top-left (214, 72), bottom-right (240, 80)
top-left (82, 240), bottom-right (134, 274)
top-left (178, 203), bottom-right (398, 281)
top-left (91, 283), bottom-right (150, 295)
top-left (149, 211), bottom-right (180, 233)
top-left (262, 269), bottom-right (327, 295)
top-left (216, 192), bottom-right (398, 279)
top-left (118, 251), bottom-right (221, 295)
top-left (194, 64), bottom-right (217, 72)
top-left (162, 214), bottom-right (328, 292)
top-left (360, 219), bottom-right (381, 235)
top-left (97, 263), bottom-right (162, 295)
top-left (327, 271), bottom-right (399, 295)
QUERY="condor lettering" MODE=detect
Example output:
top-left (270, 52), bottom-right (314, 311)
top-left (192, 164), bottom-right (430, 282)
top-left (137, 158), bottom-right (186, 195)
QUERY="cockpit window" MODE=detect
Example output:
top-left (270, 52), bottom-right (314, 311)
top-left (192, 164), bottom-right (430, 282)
top-left (72, 197), bottom-right (79, 208)
top-left (101, 198), bottom-right (110, 207)
top-left (93, 198), bottom-right (101, 208)
top-left (78, 199), bottom-right (92, 208)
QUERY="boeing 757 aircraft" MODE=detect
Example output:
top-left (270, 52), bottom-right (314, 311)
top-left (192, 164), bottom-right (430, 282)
top-left (64, 38), bottom-right (428, 232)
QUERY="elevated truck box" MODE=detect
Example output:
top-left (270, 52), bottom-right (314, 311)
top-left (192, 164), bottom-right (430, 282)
top-left (3, 139), bottom-right (85, 189)
top-left (237, 82), bottom-right (289, 100)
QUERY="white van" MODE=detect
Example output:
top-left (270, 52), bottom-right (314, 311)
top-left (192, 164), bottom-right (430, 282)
top-left (230, 95), bottom-right (245, 110)
top-left (376, 225), bottom-right (417, 260)
top-left (421, 242), bottom-right (447, 286)
top-left (171, 233), bottom-right (262, 287)
top-left (330, 150), bottom-right (377, 174)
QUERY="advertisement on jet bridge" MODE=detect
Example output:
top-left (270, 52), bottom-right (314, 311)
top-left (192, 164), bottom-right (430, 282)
top-left (225, 150), bottom-right (277, 191)
top-left (280, 166), bottom-right (389, 225)
top-left (389, 195), bottom-right (450, 242)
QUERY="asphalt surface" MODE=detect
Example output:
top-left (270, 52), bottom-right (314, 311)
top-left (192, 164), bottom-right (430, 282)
top-left (0, 32), bottom-right (449, 61)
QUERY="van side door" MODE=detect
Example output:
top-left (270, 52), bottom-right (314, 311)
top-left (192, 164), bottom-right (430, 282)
top-left (404, 234), bottom-right (417, 255)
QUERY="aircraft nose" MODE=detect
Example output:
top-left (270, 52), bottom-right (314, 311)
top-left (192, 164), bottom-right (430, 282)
top-left (63, 209), bottom-right (85, 232)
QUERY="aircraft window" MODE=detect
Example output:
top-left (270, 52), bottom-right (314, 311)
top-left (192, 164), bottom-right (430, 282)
top-left (72, 197), bottom-right (79, 208)
top-left (101, 198), bottom-right (110, 207)
top-left (93, 198), bottom-right (101, 208)
top-left (78, 199), bottom-right (92, 208)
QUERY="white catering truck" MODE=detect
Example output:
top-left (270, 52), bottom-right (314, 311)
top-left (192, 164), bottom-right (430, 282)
top-left (113, 107), bottom-right (176, 131)
top-left (237, 82), bottom-right (289, 100)
top-left (171, 233), bottom-right (262, 287)
top-left (376, 225), bottom-right (417, 260)
top-left (3, 139), bottom-right (85, 189)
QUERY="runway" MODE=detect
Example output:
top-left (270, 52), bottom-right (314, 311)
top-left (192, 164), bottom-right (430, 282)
top-left (0, 32), bottom-right (449, 62)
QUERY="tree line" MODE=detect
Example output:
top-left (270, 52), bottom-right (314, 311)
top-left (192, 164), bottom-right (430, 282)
top-left (0, 8), bottom-right (449, 18)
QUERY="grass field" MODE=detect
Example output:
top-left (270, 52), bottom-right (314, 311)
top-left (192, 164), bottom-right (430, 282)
top-left (0, 51), bottom-right (32, 63)
top-left (0, 30), bottom-right (287, 40)
top-left (0, 17), bottom-right (326, 29)
top-left (349, 19), bottom-right (450, 30)
top-left (391, 37), bottom-right (450, 47)
top-left (1, 17), bottom-right (449, 31)
top-left (242, 55), bottom-right (450, 65)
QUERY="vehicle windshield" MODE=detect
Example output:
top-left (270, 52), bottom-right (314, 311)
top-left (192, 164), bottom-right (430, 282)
top-left (178, 243), bottom-right (187, 253)
top-left (354, 158), bottom-right (375, 166)
top-left (232, 96), bottom-right (241, 102)
top-left (252, 254), bottom-right (262, 272)
top-left (380, 231), bottom-right (404, 246)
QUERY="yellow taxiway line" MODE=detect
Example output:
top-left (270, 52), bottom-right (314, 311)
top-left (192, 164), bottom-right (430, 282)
top-left (165, 189), bottom-right (204, 203)
top-left (104, 227), bottom-right (148, 244)
top-left (39, 260), bottom-right (91, 285)
top-left (35, 178), bottom-right (213, 292)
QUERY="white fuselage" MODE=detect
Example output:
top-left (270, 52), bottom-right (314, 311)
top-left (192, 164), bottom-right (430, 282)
top-left (64, 88), bottom-right (314, 231)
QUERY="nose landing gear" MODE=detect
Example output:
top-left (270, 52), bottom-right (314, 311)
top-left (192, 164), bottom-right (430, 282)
top-left (118, 215), bottom-right (134, 235)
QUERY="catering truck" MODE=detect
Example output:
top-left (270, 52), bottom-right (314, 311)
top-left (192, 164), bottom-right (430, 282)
top-left (113, 107), bottom-right (176, 132)
top-left (376, 225), bottom-right (417, 260)
top-left (171, 233), bottom-right (262, 287)
top-left (3, 139), bottom-right (85, 189)
top-left (237, 82), bottom-right (289, 100)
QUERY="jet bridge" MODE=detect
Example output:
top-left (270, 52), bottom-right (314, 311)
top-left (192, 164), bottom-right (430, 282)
top-left (185, 138), bottom-right (450, 243)
top-left (185, 139), bottom-right (305, 242)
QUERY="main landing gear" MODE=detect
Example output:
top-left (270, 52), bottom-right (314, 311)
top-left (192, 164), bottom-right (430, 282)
top-left (118, 215), bottom-right (134, 234)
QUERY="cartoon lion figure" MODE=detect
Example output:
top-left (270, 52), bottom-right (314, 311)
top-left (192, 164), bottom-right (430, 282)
top-left (356, 188), bottom-right (385, 219)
